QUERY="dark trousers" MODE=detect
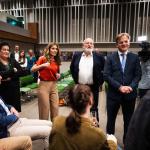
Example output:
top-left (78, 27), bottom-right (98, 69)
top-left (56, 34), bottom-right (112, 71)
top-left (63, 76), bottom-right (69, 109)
top-left (106, 97), bottom-right (136, 143)
top-left (138, 89), bottom-right (149, 99)
top-left (89, 85), bottom-right (99, 122)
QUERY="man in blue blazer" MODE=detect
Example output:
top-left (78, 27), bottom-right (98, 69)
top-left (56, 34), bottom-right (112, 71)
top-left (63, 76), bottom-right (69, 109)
top-left (70, 38), bottom-right (105, 121)
top-left (104, 33), bottom-right (142, 143)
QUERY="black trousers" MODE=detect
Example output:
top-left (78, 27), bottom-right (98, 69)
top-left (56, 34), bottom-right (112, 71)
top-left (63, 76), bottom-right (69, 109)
top-left (89, 85), bottom-right (100, 122)
top-left (106, 96), bottom-right (136, 143)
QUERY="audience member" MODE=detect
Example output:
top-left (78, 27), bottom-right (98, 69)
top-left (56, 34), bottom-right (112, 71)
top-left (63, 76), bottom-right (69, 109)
top-left (125, 90), bottom-right (150, 150)
top-left (70, 38), bottom-right (105, 122)
top-left (138, 41), bottom-right (150, 98)
top-left (31, 42), bottom-right (61, 121)
top-left (103, 33), bottom-right (142, 143)
top-left (49, 84), bottom-right (117, 150)
top-left (0, 42), bottom-right (30, 112)
top-left (10, 44), bottom-right (20, 62)
top-left (18, 50), bottom-right (27, 68)
top-left (0, 96), bottom-right (52, 150)
top-left (27, 49), bottom-right (37, 81)
top-left (0, 136), bottom-right (32, 150)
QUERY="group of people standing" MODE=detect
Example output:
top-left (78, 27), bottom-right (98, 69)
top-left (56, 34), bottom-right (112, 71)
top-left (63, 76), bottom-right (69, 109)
top-left (0, 32), bottom-right (149, 150)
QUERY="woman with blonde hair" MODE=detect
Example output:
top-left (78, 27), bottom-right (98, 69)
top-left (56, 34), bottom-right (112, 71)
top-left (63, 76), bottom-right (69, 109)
top-left (31, 42), bottom-right (61, 121)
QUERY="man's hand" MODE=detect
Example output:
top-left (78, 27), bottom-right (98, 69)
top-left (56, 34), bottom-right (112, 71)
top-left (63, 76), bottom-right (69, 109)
top-left (10, 107), bottom-right (19, 117)
top-left (119, 86), bottom-right (133, 94)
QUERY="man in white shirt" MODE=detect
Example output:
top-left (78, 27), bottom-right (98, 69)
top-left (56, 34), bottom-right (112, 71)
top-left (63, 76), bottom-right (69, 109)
top-left (70, 38), bottom-right (105, 122)
top-left (10, 45), bottom-right (20, 62)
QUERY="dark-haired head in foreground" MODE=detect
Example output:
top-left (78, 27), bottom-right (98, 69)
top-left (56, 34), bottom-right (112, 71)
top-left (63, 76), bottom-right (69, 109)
top-left (125, 90), bottom-right (150, 150)
top-left (49, 84), bottom-right (117, 150)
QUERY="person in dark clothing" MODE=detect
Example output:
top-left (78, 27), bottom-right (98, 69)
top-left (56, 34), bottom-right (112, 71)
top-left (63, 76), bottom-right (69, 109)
top-left (125, 90), bottom-right (150, 150)
top-left (70, 38), bottom-right (105, 122)
top-left (0, 42), bottom-right (30, 112)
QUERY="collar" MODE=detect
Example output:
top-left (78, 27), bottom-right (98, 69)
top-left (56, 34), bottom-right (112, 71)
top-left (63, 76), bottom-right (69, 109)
top-left (118, 50), bottom-right (128, 56)
top-left (82, 52), bottom-right (93, 57)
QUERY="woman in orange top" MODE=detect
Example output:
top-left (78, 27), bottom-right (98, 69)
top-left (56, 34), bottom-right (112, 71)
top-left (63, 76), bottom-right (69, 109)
top-left (31, 43), bottom-right (61, 121)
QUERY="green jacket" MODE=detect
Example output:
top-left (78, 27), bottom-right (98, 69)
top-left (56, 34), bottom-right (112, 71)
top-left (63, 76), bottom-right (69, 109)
top-left (49, 116), bottom-right (117, 150)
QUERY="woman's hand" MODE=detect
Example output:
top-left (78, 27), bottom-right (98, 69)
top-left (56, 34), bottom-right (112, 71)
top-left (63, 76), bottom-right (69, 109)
top-left (56, 73), bottom-right (61, 80)
top-left (41, 62), bottom-right (50, 68)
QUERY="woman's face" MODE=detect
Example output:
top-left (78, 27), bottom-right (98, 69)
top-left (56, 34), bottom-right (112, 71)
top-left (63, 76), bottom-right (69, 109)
top-left (20, 51), bottom-right (25, 57)
top-left (50, 45), bottom-right (58, 56)
top-left (0, 45), bottom-right (10, 59)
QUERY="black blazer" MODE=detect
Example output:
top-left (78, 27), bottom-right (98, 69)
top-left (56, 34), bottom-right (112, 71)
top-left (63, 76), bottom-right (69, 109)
top-left (104, 51), bottom-right (142, 100)
top-left (70, 51), bottom-right (105, 88)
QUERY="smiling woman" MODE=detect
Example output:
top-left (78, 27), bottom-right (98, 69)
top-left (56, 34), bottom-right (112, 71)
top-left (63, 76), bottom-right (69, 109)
top-left (31, 42), bottom-right (61, 121)
top-left (0, 42), bottom-right (30, 112)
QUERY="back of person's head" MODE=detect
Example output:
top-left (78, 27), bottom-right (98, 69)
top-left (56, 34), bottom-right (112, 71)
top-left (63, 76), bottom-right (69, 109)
top-left (125, 90), bottom-right (150, 150)
top-left (138, 41), bottom-right (150, 62)
top-left (66, 84), bottom-right (93, 134)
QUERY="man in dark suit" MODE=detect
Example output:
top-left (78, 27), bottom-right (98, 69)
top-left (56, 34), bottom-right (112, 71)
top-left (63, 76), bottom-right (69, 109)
top-left (104, 33), bottom-right (142, 143)
top-left (70, 38), bottom-right (105, 121)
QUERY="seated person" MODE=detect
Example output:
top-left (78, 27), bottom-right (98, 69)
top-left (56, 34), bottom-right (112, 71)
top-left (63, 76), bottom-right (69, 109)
top-left (0, 136), bottom-right (32, 150)
top-left (125, 90), bottom-right (150, 150)
top-left (49, 84), bottom-right (117, 150)
top-left (0, 96), bottom-right (52, 150)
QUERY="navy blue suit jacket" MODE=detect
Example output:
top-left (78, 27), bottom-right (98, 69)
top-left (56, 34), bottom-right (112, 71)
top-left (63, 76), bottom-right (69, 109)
top-left (70, 51), bottom-right (105, 89)
top-left (0, 97), bottom-right (18, 138)
top-left (104, 51), bottom-right (142, 100)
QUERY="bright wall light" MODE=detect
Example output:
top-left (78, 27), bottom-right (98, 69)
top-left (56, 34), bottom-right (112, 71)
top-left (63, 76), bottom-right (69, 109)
top-left (138, 36), bottom-right (147, 41)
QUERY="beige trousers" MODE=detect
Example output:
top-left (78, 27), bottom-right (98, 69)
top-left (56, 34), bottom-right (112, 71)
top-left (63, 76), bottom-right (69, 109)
top-left (0, 136), bottom-right (32, 150)
top-left (8, 118), bottom-right (52, 150)
top-left (38, 81), bottom-right (59, 121)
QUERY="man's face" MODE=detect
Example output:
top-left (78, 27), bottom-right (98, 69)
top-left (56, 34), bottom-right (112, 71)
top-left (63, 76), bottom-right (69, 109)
top-left (15, 45), bottom-right (19, 52)
top-left (83, 38), bottom-right (94, 55)
top-left (116, 36), bottom-right (130, 53)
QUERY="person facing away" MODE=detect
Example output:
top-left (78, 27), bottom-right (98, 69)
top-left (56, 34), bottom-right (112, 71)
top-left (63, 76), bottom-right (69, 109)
top-left (31, 42), bottom-right (61, 121)
top-left (70, 38), bottom-right (105, 122)
top-left (103, 33), bottom-right (142, 144)
top-left (49, 84), bottom-right (117, 150)
top-left (125, 90), bottom-right (150, 150)
top-left (138, 41), bottom-right (150, 98)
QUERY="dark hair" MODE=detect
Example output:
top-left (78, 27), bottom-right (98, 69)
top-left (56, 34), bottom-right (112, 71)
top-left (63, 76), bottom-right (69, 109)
top-left (66, 84), bottom-right (92, 134)
top-left (19, 50), bottom-right (26, 64)
top-left (46, 42), bottom-right (61, 65)
top-left (0, 42), bottom-right (10, 51)
top-left (125, 90), bottom-right (150, 150)
top-left (138, 42), bottom-right (150, 62)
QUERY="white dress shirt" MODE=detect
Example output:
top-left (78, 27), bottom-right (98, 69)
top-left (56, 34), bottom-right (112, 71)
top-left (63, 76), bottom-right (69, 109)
top-left (118, 50), bottom-right (128, 66)
top-left (14, 51), bottom-right (19, 62)
top-left (78, 52), bottom-right (93, 85)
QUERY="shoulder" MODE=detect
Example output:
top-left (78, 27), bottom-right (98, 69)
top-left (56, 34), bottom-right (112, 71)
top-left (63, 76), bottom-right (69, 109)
top-left (53, 116), bottom-right (66, 129)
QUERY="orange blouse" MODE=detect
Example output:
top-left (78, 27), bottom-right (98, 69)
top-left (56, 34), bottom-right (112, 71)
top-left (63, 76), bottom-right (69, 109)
top-left (36, 56), bottom-right (59, 81)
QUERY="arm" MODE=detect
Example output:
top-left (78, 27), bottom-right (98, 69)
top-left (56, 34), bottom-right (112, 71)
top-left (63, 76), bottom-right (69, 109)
top-left (129, 56), bottom-right (142, 89)
top-left (103, 56), bottom-right (121, 90)
top-left (31, 63), bottom-right (50, 72)
top-left (0, 105), bottom-right (18, 127)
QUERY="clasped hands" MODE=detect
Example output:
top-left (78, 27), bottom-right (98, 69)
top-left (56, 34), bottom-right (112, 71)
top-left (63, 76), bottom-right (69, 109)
top-left (119, 85), bottom-right (133, 94)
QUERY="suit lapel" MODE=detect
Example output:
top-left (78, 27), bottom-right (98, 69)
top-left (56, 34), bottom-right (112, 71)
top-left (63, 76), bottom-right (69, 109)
top-left (124, 52), bottom-right (130, 73)
top-left (114, 52), bottom-right (122, 71)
